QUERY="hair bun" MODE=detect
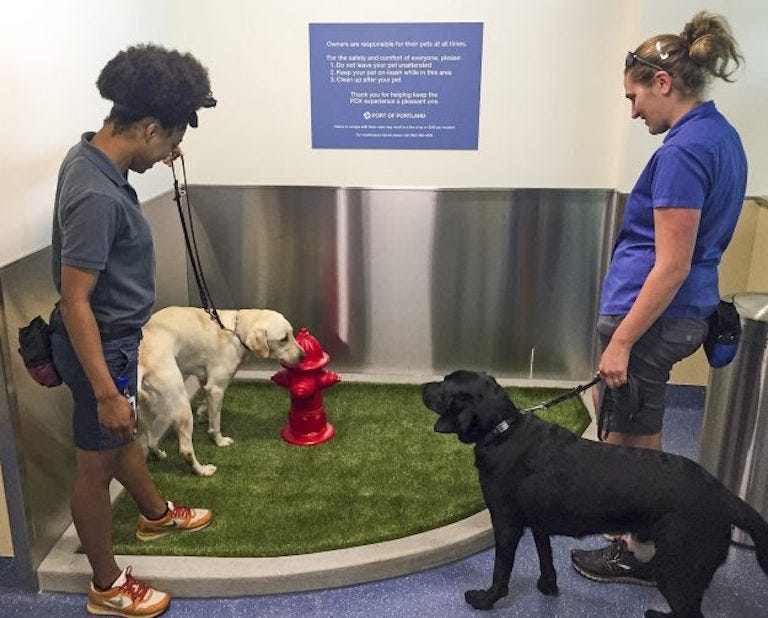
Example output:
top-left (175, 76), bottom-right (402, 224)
top-left (97, 43), bottom-right (211, 130)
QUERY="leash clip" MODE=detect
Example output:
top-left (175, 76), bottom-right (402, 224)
top-left (522, 373), bottom-right (601, 414)
top-left (523, 403), bottom-right (546, 413)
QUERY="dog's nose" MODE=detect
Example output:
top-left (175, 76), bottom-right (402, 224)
top-left (421, 381), bottom-right (439, 404)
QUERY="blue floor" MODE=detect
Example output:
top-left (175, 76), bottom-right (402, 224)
top-left (2, 385), bottom-right (767, 616)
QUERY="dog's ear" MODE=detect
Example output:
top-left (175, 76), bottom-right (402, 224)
top-left (434, 393), bottom-right (481, 442)
top-left (245, 328), bottom-right (270, 358)
top-left (235, 310), bottom-right (272, 358)
top-left (453, 396), bottom-right (483, 443)
top-left (430, 387), bottom-right (466, 434)
top-left (434, 412), bottom-right (458, 433)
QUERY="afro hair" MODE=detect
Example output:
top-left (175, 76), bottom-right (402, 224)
top-left (97, 43), bottom-right (212, 130)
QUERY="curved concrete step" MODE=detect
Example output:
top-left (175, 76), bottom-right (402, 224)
top-left (38, 510), bottom-right (492, 596)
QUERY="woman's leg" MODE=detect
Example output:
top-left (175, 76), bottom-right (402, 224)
top-left (114, 439), bottom-right (167, 519)
top-left (605, 431), bottom-right (662, 451)
top-left (71, 447), bottom-right (122, 589)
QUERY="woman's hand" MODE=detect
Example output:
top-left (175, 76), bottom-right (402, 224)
top-left (97, 392), bottom-right (136, 441)
top-left (162, 146), bottom-right (183, 166)
top-left (599, 339), bottom-right (631, 389)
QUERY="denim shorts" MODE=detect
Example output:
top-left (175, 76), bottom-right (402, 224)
top-left (597, 314), bottom-right (708, 436)
top-left (51, 329), bottom-right (140, 451)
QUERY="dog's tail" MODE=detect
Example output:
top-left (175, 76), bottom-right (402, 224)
top-left (728, 491), bottom-right (768, 575)
top-left (136, 365), bottom-right (144, 397)
top-left (136, 365), bottom-right (151, 407)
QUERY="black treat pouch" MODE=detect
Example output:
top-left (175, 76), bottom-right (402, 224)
top-left (703, 300), bottom-right (741, 368)
top-left (18, 315), bottom-right (62, 387)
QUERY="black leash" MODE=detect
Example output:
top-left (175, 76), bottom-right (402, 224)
top-left (171, 154), bottom-right (224, 328)
top-left (521, 374), bottom-right (602, 413)
top-left (171, 156), bottom-right (247, 348)
top-left (596, 373), bottom-right (641, 442)
top-left (483, 374), bottom-right (602, 445)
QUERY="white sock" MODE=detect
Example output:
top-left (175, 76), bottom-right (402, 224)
top-left (111, 567), bottom-right (128, 587)
top-left (94, 567), bottom-right (127, 591)
top-left (623, 533), bottom-right (656, 562)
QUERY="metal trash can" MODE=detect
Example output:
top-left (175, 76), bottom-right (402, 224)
top-left (699, 292), bottom-right (768, 546)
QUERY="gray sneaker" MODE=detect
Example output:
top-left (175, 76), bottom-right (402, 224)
top-left (571, 540), bottom-right (656, 586)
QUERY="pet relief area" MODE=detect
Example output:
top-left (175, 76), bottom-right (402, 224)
top-left (110, 381), bottom-right (590, 558)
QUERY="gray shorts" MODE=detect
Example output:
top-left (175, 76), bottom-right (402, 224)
top-left (597, 314), bottom-right (708, 436)
top-left (51, 328), bottom-right (140, 451)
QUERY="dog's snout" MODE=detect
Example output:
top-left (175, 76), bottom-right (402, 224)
top-left (421, 381), bottom-right (442, 409)
top-left (421, 381), bottom-right (436, 397)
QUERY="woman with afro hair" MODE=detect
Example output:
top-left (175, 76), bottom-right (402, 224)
top-left (50, 44), bottom-right (216, 616)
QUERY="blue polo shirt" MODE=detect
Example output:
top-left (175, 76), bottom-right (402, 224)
top-left (600, 101), bottom-right (747, 319)
top-left (52, 132), bottom-right (156, 329)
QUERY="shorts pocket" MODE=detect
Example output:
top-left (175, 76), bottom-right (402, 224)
top-left (103, 338), bottom-right (139, 385)
top-left (597, 315), bottom-right (625, 338)
top-left (660, 318), bottom-right (708, 360)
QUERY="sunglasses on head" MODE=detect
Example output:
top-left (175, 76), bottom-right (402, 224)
top-left (624, 52), bottom-right (674, 77)
top-left (188, 93), bottom-right (217, 128)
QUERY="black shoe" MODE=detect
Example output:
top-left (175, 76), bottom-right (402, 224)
top-left (571, 540), bottom-right (656, 586)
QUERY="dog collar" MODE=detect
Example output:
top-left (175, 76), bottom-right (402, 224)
top-left (490, 419), bottom-right (512, 437)
top-left (230, 311), bottom-right (248, 349)
top-left (481, 374), bottom-right (602, 446)
top-left (480, 418), bottom-right (516, 446)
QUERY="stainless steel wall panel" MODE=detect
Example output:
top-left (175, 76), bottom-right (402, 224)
top-left (159, 186), bottom-right (369, 369)
top-left (0, 248), bottom-right (72, 583)
top-left (145, 187), bottom-right (617, 379)
top-left (429, 189), bottom-right (612, 379)
top-left (143, 192), bottom-right (192, 311)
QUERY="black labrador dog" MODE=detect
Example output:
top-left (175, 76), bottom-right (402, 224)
top-left (421, 370), bottom-right (768, 618)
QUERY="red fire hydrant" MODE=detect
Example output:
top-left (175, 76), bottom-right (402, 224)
top-left (271, 327), bottom-right (340, 446)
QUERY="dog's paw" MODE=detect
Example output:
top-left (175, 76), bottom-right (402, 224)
top-left (465, 589), bottom-right (499, 610)
top-left (149, 448), bottom-right (167, 460)
top-left (195, 464), bottom-right (218, 477)
top-left (215, 436), bottom-right (234, 447)
top-left (536, 576), bottom-right (558, 596)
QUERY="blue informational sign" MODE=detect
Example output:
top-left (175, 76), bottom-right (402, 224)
top-left (309, 22), bottom-right (483, 150)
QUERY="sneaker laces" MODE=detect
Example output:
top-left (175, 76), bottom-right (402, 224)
top-left (119, 567), bottom-right (149, 601)
top-left (169, 502), bottom-right (192, 520)
top-left (604, 540), bottom-right (628, 563)
top-left (602, 540), bottom-right (649, 574)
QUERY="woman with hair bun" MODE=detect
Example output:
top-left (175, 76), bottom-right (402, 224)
top-left (571, 12), bottom-right (747, 587)
top-left (50, 44), bottom-right (216, 616)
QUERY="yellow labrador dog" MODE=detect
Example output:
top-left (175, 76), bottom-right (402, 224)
top-left (137, 306), bottom-right (303, 476)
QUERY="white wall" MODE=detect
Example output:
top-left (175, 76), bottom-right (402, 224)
top-left (2, 1), bottom-right (765, 267)
top-left (169, 1), bottom-right (767, 193)
top-left (169, 0), bottom-right (635, 188)
top-left (0, 2), bottom-right (173, 267)
top-left (618, 1), bottom-right (768, 193)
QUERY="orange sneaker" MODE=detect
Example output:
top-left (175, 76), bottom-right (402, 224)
top-left (86, 566), bottom-right (170, 617)
top-left (136, 500), bottom-right (213, 541)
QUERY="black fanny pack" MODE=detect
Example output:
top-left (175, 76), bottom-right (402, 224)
top-left (703, 299), bottom-right (741, 368)
top-left (18, 315), bottom-right (62, 387)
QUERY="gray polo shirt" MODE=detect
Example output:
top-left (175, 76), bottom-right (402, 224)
top-left (52, 132), bottom-right (155, 329)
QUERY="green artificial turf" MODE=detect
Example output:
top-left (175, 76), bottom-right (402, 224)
top-left (111, 381), bottom-right (590, 557)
